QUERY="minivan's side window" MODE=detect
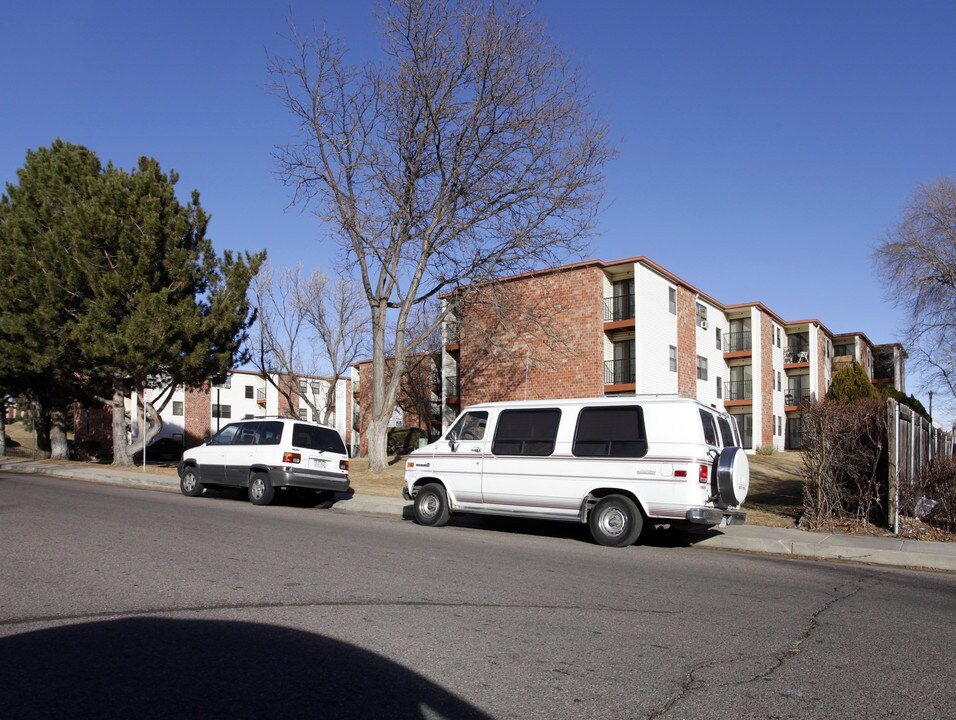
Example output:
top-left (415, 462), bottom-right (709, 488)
top-left (236, 422), bottom-right (261, 445)
top-left (292, 423), bottom-right (347, 454)
top-left (491, 409), bottom-right (560, 456)
top-left (699, 409), bottom-right (718, 446)
top-left (258, 421), bottom-right (283, 445)
top-left (210, 423), bottom-right (241, 445)
top-left (448, 411), bottom-right (489, 441)
top-left (573, 406), bottom-right (648, 458)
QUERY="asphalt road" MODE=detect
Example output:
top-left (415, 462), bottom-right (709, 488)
top-left (1, 470), bottom-right (954, 719)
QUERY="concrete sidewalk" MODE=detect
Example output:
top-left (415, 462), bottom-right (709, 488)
top-left (3, 458), bottom-right (955, 573)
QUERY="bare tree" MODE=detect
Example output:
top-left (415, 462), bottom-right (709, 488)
top-left (875, 178), bottom-right (956, 404)
top-left (251, 263), bottom-right (369, 425)
top-left (269, 0), bottom-right (612, 470)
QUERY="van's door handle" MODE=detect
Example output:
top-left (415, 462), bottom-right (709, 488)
top-left (470, 447), bottom-right (481, 453)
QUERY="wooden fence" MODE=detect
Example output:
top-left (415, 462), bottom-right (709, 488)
top-left (886, 398), bottom-right (953, 532)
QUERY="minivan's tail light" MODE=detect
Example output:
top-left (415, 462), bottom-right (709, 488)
top-left (283, 451), bottom-right (301, 464)
top-left (698, 464), bottom-right (709, 483)
top-left (339, 459), bottom-right (349, 472)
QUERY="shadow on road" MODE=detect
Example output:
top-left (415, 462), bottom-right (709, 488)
top-left (0, 617), bottom-right (490, 719)
top-left (401, 510), bottom-right (720, 548)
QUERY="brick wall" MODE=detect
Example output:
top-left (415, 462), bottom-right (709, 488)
top-left (73, 403), bottom-right (113, 454)
top-left (676, 287), bottom-right (698, 397)
top-left (458, 266), bottom-right (606, 405)
top-left (184, 384), bottom-right (211, 449)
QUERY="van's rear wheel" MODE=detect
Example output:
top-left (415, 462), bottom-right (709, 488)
top-left (589, 495), bottom-right (643, 547)
top-left (414, 483), bottom-right (450, 527)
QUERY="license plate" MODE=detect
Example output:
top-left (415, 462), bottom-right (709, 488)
top-left (311, 458), bottom-right (328, 469)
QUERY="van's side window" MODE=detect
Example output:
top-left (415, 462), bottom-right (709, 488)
top-left (717, 416), bottom-right (736, 448)
top-left (258, 421), bottom-right (283, 445)
top-left (699, 409), bottom-right (718, 446)
top-left (448, 411), bottom-right (488, 441)
top-left (573, 406), bottom-right (648, 458)
top-left (491, 409), bottom-right (560, 456)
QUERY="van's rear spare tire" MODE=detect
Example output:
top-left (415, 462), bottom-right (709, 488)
top-left (716, 447), bottom-right (749, 506)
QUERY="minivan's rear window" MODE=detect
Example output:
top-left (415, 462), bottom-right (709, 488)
top-left (573, 406), bottom-right (648, 458)
top-left (291, 423), bottom-right (347, 454)
top-left (491, 409), bottom-right (560, 456)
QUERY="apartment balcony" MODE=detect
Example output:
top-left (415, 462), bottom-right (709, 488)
top-left (604, 294), bottom-right (634, 321)
top-left (604, 358), bottom-right (636, 388)
top-left (784, 347), bottom-right (810, 365)
top-left (256, 388), bottom-right (266, 405)
top-left (725, 332), bottom-right (752, 355)
top-left (785, 389), bottom-right (813, 408)
top-left (445, 375), bottom-right (460, 404)
top-left (723, 380), bottom-right (753, 403)
top-left (445, 322), bottom-right (460, 351)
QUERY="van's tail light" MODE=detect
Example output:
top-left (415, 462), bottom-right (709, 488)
top-left (698, 464), bottom-right (709, 483)
top-left (340, 459), bottom-right (349, 472)
top-left (283, 452), bottom-right (301, 464)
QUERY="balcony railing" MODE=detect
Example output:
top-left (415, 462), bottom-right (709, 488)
top-left (604, 358), bottom-right (636, 385)
top-left (256, 388), bottom-right (266, 404)
top-left (724, 380), bottom-right (753, 401)
top-left (445, 375), bottom-right (460, 398)
top-left (604, 294), bottom-right (635, 322)
top-left (784, 347), bottom-right (810, 364)
top-left (785, 389), bottom-right (813, 406)
top-left (445, 322), bottom-right (460, 345)
top-left (726, 332), bottom-right (752, 352)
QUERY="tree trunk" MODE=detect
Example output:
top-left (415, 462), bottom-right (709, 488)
top-left (111, 378), bottom-right (133, 466)
top-left (0, 402), bottom-right (6, 456)
top-left (33, 396), bottom-right (52, 459)
top-left (122, 395), bottom-right (164, 461)
top-left (49, 406), bottom-right (69, 460)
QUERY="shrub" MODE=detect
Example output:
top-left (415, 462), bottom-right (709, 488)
top-left (801, 398), bottom-right (887, 527)
top-left (900, 457), bottom-right (956, 533)
top-left (827, 364), bottom-right (880, 402)
top-left (755, 443), bottom-right (777, 455)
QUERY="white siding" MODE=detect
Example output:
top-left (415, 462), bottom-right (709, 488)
top-left (634, 263), bottom-right (678, 394)
top-left (694, 296), bottom-right (725, 407)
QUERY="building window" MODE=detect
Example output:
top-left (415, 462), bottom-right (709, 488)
top-left (669, 346), bottom-right (677, 372)
top-left (716, 327), bottom-right (722, 350)
top-left (299, 381), bottom-right (308, 395)
top-left (717, 376), bottom-right (722, 399)
top-left (212, 404), bottom-right (231, 419)
top-left (245, 385), bottom-right (254, 399)
top-left (172, 401), bottom-right (183, 416)
top-left (696, 355), bottom-right (708, 381)
top-left (668, 287), bottom-right (677, 315)
top-left (696, 303), bottom-right (707, 327)
top-left (299, 408), bottom-right (308, 420)
top-left (777, 371), bottom-right (782, 391)
top-left (776, 327), bottom-right (782, 348)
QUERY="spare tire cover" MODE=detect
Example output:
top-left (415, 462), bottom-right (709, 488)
top-left (716, 446), bottom-right (750, 506)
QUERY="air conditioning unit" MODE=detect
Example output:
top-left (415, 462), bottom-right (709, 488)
top-left (700, 320), bottom-right (708, 330)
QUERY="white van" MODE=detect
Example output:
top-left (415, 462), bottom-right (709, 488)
top-left (403, 396), bottom-right (748, 547)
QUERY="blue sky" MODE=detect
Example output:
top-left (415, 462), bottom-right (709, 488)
top-left (3, 1), bottom-right (955, 406)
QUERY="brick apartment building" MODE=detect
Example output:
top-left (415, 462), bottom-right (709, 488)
top-left (75, 369), bottom-right (354, 454)
top-left (356, 255), bottom-right (905, 453)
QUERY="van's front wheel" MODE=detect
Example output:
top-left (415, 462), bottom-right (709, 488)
top-left (589, 495), bottom-right (643, 547)
top-left (414, 483), bottom-right (450, 527)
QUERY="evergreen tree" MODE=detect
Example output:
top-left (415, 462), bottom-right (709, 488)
top-left (0, 141), bottom-right (264, 465)
top-left (827, 363), bottom-right (881, 402)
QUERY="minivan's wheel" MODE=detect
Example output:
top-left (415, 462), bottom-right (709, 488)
top-left (716, 446), bottom-right (750, 506)
top-left (414, 483), bottom-right (450, 527)
top-left (180, 467), bottom-right (204, 497)
top-left (589, 495), bottom-right (643, 547)
top-left (248, 473), bottom-right (275, 506)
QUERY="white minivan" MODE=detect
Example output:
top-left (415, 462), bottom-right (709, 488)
top-left (403, 396), bottom-right (748, 547)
